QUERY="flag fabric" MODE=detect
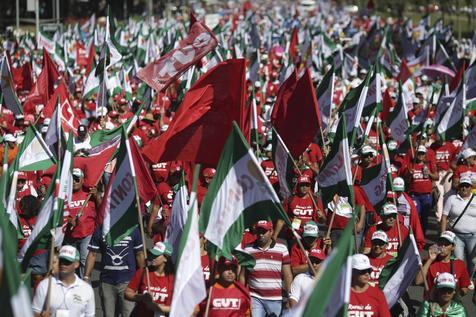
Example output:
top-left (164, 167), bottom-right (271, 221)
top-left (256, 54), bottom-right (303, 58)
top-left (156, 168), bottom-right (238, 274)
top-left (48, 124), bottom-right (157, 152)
top-left (0, 54), bottom-right (23, 115)
top-left (165, 175), bottom-right (189, 263)
top-left (128, 135), bottom-right (157, 204)
top-left (272, 128), bottom-right (295, 199)
top-left (464, 60), bottom-right (476, 112)
top-left (22, 51), bottom-right (60, 114)
top-left (361, 64), bottom-right (383, 118)
top-left (379, 232), bottom-right (422, 307)
top-left (396, 59), bottom-right (412, 83)
top-left (16, 126), bottom-right (56, 171)
top-left (271, 68), bottom-right (321, 158)
top-left (82, 60), bottom-right (100, 100)
top-left (101, 129), bottom-right (140, 246)
top-left (286, 218), bottom-right (354, 316)
top-left (437, 80), bottom-right (465, 141)
top-left (199, 123), bottom-right (292, 258)
top-left (142, 59), bottom-right (246, 166)
top-left (0, 206), bottom-right (34, 317)
top-left (318, 116), bottom-right (353, 205)
top-left (169, 167), bottom-right (206, 317)
top-left (137, 21), bottom-right (218, 92)
top-left (386, 82), bottom-right (410, 144)
top-left (315, 65), bottom-right (335, 131)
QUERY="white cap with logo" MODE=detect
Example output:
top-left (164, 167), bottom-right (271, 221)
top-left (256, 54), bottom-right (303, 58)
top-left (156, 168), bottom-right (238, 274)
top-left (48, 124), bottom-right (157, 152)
top-left (352, 254), bottom-right (372, 270)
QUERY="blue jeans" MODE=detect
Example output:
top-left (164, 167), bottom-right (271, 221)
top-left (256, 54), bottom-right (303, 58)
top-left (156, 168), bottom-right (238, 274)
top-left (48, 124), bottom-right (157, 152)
top-left (411, 193), bottom-right (432, 233)
top-left (251, 297), bottom-right (282, 317)
top-left (454, 233), bottom-right (476, 274)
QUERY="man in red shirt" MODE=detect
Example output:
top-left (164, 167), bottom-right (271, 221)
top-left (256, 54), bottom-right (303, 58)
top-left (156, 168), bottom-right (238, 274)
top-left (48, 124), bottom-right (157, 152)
top-left (363, 203), bottom-right (409, 257)
top-left (199, 256), bottom-right (251, 317)
top-left (416, 231), bottom-right (471, 298)
top-left (349, 254), bottom-right (391, 316)
top-left (64, 167), bottom-right (102, 277)
top-left (366, 231), bottom-right (393, 287)
top-left (453, 148), bottom-right (476, 189)
top-left (405, 145), bottom-right (438, 233)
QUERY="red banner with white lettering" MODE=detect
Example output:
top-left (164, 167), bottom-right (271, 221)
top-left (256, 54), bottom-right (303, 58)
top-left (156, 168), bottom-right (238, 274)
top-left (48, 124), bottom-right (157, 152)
top-left (137, 21), bottom-right (218, 92)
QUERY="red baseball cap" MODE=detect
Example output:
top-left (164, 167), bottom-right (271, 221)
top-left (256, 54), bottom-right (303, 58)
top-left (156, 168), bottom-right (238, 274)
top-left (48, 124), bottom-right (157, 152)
top-left (255, 220), bottom-right (273, 230)
top-left (17, 171), bottom-right (28, 180)
top-left (217, 256), bottom-right (238, 269)
top-left (202, 168), bottom-right (216, 178)
top-left (309, 247), bottom-right (326, 261)
top-left (297, 175), bottom-right (312, 184)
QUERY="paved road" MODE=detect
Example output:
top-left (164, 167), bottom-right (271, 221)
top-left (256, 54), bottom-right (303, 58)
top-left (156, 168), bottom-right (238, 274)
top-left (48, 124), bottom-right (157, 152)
top-left (89, 216), bottom-right (476, 316)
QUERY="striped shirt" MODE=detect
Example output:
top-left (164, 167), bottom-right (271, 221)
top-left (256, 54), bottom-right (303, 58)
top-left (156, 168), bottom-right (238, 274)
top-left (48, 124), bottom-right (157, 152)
top-left (244, 240), bottom-right (290, 300)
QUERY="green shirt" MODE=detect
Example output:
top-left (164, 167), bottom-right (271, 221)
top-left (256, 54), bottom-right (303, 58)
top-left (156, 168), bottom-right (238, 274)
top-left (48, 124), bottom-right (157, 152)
top-left (417, 301), bottom-right (467, 317)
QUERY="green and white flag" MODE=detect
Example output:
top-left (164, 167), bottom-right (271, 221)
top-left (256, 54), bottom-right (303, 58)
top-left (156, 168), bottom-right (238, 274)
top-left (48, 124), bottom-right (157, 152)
top-left (123, 68), bottom-right (133, 101)
top-left (315, 65), bottom-right (335, 131)
top-left (464, 60), bottom-right (476, 112)
top-left (287, 218), bottom-right (354, 316)
top-left (437, 79), bottom-right (465, 141)
top-left (379, 232), bottom-right (422, 307)
top-left (82, 60), bottom-right (100, 100)
top-left (272, 128), bottom-right (295, 199)
top-left (0, 54), bottom-right (23, 115)
top-left (199, 123), bottom-right (292, 258)
top-left (0, 210), bottom-right (34, 317)
top-left (107, 71), bottom-right (122, 96)
top-left (318, 116), bottom-right (353, 206)
top-left (101, 128), bottom-right (139, 246)
top-left (170, 167), bottom-right (206, 317)
top-left (37, 31), bottom-right (55, 54)
top-left (16, 126), bottom-right (56, 171)
top-left (361, 64), bottom-right (382, 118)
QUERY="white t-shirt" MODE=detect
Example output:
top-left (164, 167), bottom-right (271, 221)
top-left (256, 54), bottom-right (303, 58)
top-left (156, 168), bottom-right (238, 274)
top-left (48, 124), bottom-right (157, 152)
top-left (443, 194), bottom-right (476, 233)
top-left (289, 271), bottom-right (315, 303)
top-left (32, 274), bottom-right (95, 317)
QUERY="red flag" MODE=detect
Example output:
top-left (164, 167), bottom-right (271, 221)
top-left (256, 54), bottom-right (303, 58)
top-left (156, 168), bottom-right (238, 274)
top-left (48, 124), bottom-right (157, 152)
top-left (23, 51), bottom-right (59, 114)
top-left (189, 11), bottom-right (198, 30)
top-left (382, 88), bottom-right (393, 121)
top-left (43, 81), bottom-right (81, 135)
top-left (74, 141), bottom-right (117, 187)
top-left (137, 21), bottom-right (217, 92)
top-left (76, 41), bottom-right (89, 68)
top-left (449, 61), bottom-right (465, 92)
top-left (11, 62), bottom-right (33, 92)
top-left (142, 59), bottom-right (247, 165)
top-left (271, 69), bottom-right (321, 158)
top-left (396, 58), bottom-right (412, 83)
top-left (129, 136), bottom-right (158, 203)
top-left (289, 27), bottom-right (299, 62)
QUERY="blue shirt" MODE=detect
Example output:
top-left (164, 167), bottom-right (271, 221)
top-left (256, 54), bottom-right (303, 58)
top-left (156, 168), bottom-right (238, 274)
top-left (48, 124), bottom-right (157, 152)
top-left (88, 228), bottom-right (143, 284)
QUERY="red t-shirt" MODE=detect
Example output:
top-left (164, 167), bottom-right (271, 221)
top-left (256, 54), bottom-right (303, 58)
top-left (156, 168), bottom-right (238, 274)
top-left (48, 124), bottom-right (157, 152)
top-left (390, 156), bottom-right (407, 179)
top-left (406, 161), bottom-right (435, 194)
top-left (18, 216), bottom-right (36, 250)
top-left (284, 195), bottom-right (319, 231)
top-left (426, 258), bottom-right (471, 294)
top-left (150, 162), bottom-right (169, 183)
top-left (127, 268), bottom-right (175, 317)
top-left (364, 223), bottom-right (409, 257)
top-left (261, 160), bottom-right (279, 185)
top-left (199, 282), bottom-right (251, 317)
top-left (306, 143), bottom-right (323, 165)
top-left (349, 285), bottom-right (391, 317)
top-left (453, 165), bottom-right (476, 182)
top-left (290, 240), bottom-right (325, 268)
top-left (65, 190), bottom-right (97, 239)
top-left (368, 254), bottom-right (394, 286)
top-left (201, 254), bottom-right (215, 288)
top-left (431, 142), bottom-right (456, 171)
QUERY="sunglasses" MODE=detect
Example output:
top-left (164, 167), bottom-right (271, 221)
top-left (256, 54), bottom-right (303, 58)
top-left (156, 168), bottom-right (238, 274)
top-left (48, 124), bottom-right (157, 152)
top-left (59, 258), bottom-right (74, 266)
top-left (438, 287), bottom-right (455, 293)
top-left (354, 269), bottom-right (372, 275)
top-left (459, 183), bottom-right (472, 188)
top-left (384, 214), bottom-right (397, 219)
top-left (310, 259), bottom-right (323, 265)
top-left (73, 176), bottom-right (81, 182)
top-left (372, 240), bottom-right (387, 247)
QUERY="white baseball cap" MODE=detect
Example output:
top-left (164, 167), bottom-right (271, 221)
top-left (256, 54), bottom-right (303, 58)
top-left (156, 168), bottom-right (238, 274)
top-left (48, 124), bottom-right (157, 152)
top-left (393, 177), bottom-right (405, 191)
top-left (72, 168), bottom-right (84, 178)
top-left (381, 203), bottom-right (398, 215)
top-left (387, 140), bottom-right (398, 151)
top-left (302, 221), bottom-right (319, 238)
top-left (417, 145), bottom-right (427, 153)
top-left (462, 148), bottom-right (476, 159)
top-left (459, 176), bottom-right (472, 186)
top-left (371, 230), bottom-right (388, 243)
top-left (361, 145), bottom-right (375, 155)
top-left (3, 134), bottom-right (17, 142)
top-left (352, 254), bottom-right (372, 270)
top-left (59, 245), bottom-right (80, 262)
top-left (435, 272), bottom-right (456, 289)
top-left (439, 231), bottom-right (456, 244)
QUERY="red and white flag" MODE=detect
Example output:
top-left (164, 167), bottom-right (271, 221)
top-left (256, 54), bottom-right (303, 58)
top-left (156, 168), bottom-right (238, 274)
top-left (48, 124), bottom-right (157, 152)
top-left (137, 21), bottom-right (217, 92)
top-left (43, 81), bottom-right (81, 135)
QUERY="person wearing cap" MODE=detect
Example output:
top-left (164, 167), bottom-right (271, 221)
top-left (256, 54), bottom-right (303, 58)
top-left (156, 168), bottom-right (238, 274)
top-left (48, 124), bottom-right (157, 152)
top-left (240, 220), bottom-right (292, 317)
top-left (441, 176), bottom-right (476, 273)
top-left (64, 167), bottom-right (102, 277)
top-left (348, 254), bottom-right (391, 317)
top-left (199, 256), bottom-right (251, 317)
top-left (125, 241), bottom-right (175, 317)
top-left (387, 139), bottom-right (406, 179)
top-left (405, 143), bottom-right (438, 233)
top-left (260, 144), bottom-right (279, 190)
top-left (290, 220), bottom-right (331, 276)
top-left (366, 231), bottom-right (393, 287)
top-left (73, 124), bottom-right (91, 153)
top-left (431, 135), bottom-right (458, 220)
top-left (0, 133), bottom-right (19, 165)
top-left (363, 203), bottom-right (409, 257)
top-left (389, 177), bottom-right (426, 250)
top-left (197, 167), bottom-right (216, 207)
top-left (32, 245), bottom-right (95, 317)
top-left (417, 272), bottom-right (468, 316)
top-left (278, 174), bottom-right (325, 239)
top-left (84, 227), bottom-right (145, 317)
top-left (416, 231), bottom-right (471, 298)
top-left (453, 148), bottom-right (476, 189)
top-left (289, 247), bottom-right (326, 308)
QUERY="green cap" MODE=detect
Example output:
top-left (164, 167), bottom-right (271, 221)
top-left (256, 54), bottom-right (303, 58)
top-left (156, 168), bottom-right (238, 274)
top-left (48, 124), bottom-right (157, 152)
top-left (149, 241), bottom-right (173, 258)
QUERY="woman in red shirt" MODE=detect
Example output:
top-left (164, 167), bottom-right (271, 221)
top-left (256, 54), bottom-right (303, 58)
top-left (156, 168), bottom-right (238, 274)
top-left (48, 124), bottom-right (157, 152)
top-left (125, 241), bottom-right (175, 317)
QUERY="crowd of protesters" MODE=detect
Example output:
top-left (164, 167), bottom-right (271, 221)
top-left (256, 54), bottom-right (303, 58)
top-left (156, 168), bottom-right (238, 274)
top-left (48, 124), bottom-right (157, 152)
top-left (1, 0), bottom-right (476, 316)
